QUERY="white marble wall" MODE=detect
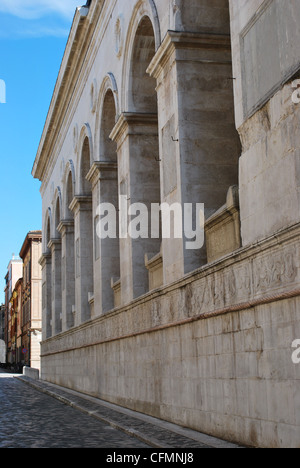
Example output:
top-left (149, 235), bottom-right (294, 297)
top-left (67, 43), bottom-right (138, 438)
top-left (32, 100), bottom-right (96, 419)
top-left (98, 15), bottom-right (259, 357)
top-left (229, 0), bottom-right (300, 245)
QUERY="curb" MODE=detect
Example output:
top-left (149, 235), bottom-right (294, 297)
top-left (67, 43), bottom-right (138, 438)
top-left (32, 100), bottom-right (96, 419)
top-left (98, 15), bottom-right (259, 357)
top-left (16, 375), bottom-right (242, 449)
top-left (16, 376), bottom-right (164, 448)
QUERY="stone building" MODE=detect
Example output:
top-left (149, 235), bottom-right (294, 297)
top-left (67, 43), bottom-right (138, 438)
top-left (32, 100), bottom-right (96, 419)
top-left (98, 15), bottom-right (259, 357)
top-left (32, 0), bottom-right (300, 448)
top-left (2, 234), bottom-right (42, 371)
top-left (9, 278), bottom-right (23, 370)
top-left (19, 231), bottom-right (43, 370)
top-left (4, 256), bottom-right (23, 366)
top-left (0, 304), bottom-right (5, 363)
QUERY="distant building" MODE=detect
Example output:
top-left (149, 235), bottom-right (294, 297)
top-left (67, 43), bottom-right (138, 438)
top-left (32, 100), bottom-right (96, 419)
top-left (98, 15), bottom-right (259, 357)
top-left (4, 256), bottom-right (23, 366)
top-left (3, 233), bottom-right (42, 371)
top-left (0, 304), bottom-right (4, 341)
top-left (0, 304), bottom-right (5, 363)
top-left (19, 231), bottom-right (42, 370)
top-left (9, 278), bottom-right (23, 370)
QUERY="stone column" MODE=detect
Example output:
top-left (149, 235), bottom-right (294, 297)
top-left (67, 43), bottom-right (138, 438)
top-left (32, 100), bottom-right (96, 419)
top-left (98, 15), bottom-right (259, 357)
top-left (86, 162), bottom-right (120, 315)
top-left (110, 113), bottom-right (161, 304)
top-left (39, 252), bottom-right (52, 341)
top-left (49, 239), bottom-right (62, 335)
top-left (57, 220), bottom-right (75, 331)
top-left (147, 31), bottom-right (241, 283)
top-left (70, 195), bottom-right (93, 325)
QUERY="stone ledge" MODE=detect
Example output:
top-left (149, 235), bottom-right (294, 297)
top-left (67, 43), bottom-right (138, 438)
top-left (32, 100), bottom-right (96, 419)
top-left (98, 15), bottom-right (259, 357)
top-left (40, 222), bottom-right (300, 357)
top-left (23, 367), bottom-right (39, 381)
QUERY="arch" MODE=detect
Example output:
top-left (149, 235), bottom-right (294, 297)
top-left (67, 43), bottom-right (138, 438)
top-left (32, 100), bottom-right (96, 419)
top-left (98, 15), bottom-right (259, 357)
top-left (121, 0), bottom-right (161, 112)
top-left (118, 4), bottom-right (162, 298)
top-left (60, 160), bottom-right (76, 332)
top-left (43, 207), bottom-right (53, 339)
top-left (44, 207), bottom-right (52, 253)
top-left (62, 159), bottom-right (76, 219)
top-left (130, 15), bottom-right (157, 113)
top-left (53, 187), bottom-right (62, 238)
top-left (73, 124), bottom-right (94, 324)
top-left (77, 123), bottom-right (93, 194)
top-left (100, 89), bottom-right (118, 162)
top-left (95, 82), bottom-right (121, 313)
top-left (94, 73), bottom-right (119, 160)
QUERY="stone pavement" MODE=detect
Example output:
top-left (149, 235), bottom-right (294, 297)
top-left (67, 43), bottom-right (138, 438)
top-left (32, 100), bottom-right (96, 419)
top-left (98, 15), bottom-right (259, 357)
top-left (13, 372), bottom-right (241, 449)
top-left (0, 370), bottom-right (149, 448)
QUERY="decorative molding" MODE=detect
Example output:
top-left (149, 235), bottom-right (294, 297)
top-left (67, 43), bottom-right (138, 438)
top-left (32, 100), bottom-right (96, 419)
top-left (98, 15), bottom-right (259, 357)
top-left (32, 0), bottom-right (106, 182)
top-left (110, 112), bottom-right (158, 148)
top-left (39, 253), bottom-right (52, 268)
top-left (86, 161), bottom-right (118, 189)
top-left (47, 238), bottom-right (62, 251)
top-left (147, 30), bottom-right (231, 80)
top-left (57, 219), bottom-right (75, 236)
top-left (69, 195), bottom-right (92, 215)
top-left (41, 222), bottom-right (300, 356)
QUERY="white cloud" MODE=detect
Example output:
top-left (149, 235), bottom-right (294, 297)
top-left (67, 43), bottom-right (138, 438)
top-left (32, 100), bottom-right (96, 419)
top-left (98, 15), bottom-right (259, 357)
top-left (0, 0), bottom-right (82, 20)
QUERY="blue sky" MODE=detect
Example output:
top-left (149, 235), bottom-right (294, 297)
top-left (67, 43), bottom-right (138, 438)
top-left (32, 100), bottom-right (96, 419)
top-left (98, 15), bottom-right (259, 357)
top-left (0, 0), bottom-right (81, 302)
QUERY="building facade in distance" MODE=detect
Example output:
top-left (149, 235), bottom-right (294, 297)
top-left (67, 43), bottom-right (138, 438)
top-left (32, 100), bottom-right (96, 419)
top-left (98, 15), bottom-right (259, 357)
top-left (0, 304), bottom-right (5, 364)
top-left (9, 278), bottom-right (23, 371)
top-left (3, 233), bottom-right (42, 371)
top-left (32, 0), bottom-right (300, 448)
top-left (19, 231), bottom-right (43, 370)
top-left (4, 256), bottom-right (23, 366)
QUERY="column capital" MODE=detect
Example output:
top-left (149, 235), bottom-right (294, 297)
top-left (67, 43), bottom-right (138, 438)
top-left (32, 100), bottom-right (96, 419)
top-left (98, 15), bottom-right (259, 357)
top-left (69, 195), bottom-right (92, 214)
top-left (39, 252), bottom-right (52, 268)
top-left (147, 30), bottom-right (232, 80)
top-left (86, 161), bottom-right (118, 188)
top-left (47, 238), bottom-right (62, 251)
top-left (57, 219), bottom-right (75, 236)
top-left (110, 112), bottom-right (158, 148)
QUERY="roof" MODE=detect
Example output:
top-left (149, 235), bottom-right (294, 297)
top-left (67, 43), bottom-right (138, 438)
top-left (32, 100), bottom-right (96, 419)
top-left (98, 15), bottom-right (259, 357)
top-left (19, 231), bottom-right (42, 260)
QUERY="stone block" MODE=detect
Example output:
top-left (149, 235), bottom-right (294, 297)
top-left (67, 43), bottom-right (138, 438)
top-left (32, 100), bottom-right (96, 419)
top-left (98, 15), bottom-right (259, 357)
top-left (23, 367), bottom-right (39, 381)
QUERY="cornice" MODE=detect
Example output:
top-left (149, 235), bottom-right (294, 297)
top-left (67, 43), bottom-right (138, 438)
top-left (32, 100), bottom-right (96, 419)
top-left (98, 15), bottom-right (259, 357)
top-left (32, 1), bottom-right (105, 183)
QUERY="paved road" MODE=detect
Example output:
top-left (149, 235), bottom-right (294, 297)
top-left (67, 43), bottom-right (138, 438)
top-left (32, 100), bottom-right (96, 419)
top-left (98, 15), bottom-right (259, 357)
top-left (0, 370), bottom-right (150, 448)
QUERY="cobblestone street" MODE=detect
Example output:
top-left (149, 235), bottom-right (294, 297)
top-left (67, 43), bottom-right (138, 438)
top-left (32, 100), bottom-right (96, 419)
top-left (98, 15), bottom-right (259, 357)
top-left (0, 370), bottom-right (150, 448)
top-left (0, 370), bottom-right (240, 449)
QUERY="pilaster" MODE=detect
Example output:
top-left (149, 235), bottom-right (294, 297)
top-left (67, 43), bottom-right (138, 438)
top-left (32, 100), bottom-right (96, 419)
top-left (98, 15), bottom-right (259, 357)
top-left (57, 220), bottom-right (75, 331)
top-left (86, 162), bottom-right (120, 315)
top-left (147, 30), bottom-right (241, 282)
top-left (39, 252), bottom-right (52, 341)
top-left (70, 195), bottom-right (93, 325)
top-left (48, 239), bottom-right (62, 335)
top-left (111, 112), bottom-right (161, 303)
